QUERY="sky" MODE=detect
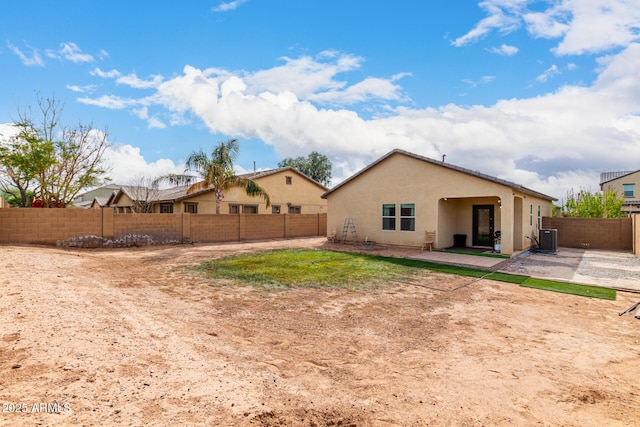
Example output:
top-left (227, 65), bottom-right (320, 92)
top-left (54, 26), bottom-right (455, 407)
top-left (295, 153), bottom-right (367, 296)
top-left (1, 0), bottom-right (640, 201)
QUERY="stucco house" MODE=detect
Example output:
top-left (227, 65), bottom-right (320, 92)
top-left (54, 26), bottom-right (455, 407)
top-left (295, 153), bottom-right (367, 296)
top-left (73, 184), bottom-right (121, 208)
top-left (322, 149), bottom-right (556, 256)
top-left (108, 167), bottom-right (328, 214)
top-left (600, 170), bottom-right (640, 215)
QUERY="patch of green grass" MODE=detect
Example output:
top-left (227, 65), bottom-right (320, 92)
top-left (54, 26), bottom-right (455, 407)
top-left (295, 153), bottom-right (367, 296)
top-left (193, 248), bottom-right (617, 300)
top-left (520, 278), bottom-right (616, 300)
top-left (194, 249), bottom-right (420, 289)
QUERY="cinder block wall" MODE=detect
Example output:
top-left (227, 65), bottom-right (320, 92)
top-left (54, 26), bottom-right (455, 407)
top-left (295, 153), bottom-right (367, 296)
top-left (542, 217), bottom-right (632, 250)
top-left (113, 213), bottom-right (182, 242)
top-left (190, 215), bottom-right (240, 242)
top-left (0, 209), bottom-right (102, 244)
top-left (287, 214), bottom-right (324, 238)
top-left (245, 215), bottom-right (286, 240)
top-left (0, 209), bottom-right (327, 246)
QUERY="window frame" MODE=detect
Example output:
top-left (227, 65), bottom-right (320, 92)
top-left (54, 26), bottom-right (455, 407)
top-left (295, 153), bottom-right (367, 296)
top-left (288, 205), bottom-right (301, 214)
top-left (159, 203), bottom-right (173, 214)
top-left (229, 204), bottom-right (240, 214)
top-left (400, 203), bottom-right (416, 232)
top-left (184, 202), bottom-right (198, 214)
top-left (242, 205), bottom-right (259, 214)
top-left (272, 205), bottom-right (281, 214)
top-left (623, 183), bottom-right (635, 198)
top-left (382, 203), bottom-right (396, 231)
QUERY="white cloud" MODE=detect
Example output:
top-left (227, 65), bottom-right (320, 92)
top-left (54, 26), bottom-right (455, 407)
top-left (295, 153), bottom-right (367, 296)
top-left (462, 76), bottom-right (495, 88)
top-left (90, 67), bottom-right (121, 78)
top-left (488, 44), bottom-right (519, 56)
top-left (66, 84), bottom-right (98, 93)
top-left (451, 1), bottom-right (524, 47)
top-left (536, 64), bottom-right (560, 82)
top-left (245, 53), bottom-right (364, 99)
top-left (116, 72), bottom-right (164, 89)
top-left (147, 117), bottom-right (166, 129)
top-left (77, 94), bottom-right (136, 110)
top-left (46, 42), bottom-right (94, 63)
top-left (212, 0), bottom-right (248, 13)
top-left (0, 124), bottom-right (19, 141)
top-left (103, 144), bottom-right (183, 184)
top-left (59, 42), bottom-right (94, 63)
top-left (130, 42), bottom-right (637, 199)
top-left (455, 0), bottom-right (640, 55)
top-left (6, 42), bottom-right (44, 67)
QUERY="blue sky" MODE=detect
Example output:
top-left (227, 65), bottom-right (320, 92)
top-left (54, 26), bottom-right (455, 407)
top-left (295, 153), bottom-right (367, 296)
top-left (1, 0), bottom-right (640, 200)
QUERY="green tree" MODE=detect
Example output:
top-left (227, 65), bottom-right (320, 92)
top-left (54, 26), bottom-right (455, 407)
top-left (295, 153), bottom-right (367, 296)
top-left (158, 139), bottom-right (270, 214)
top-left (0, 94), bottom-right (109, 207)
top-left (562, 188), bottom-right (625, 218)
top-left (277, 151), bottom-right (332, 186)
top-left (0, 125), bottom-right (55, 207)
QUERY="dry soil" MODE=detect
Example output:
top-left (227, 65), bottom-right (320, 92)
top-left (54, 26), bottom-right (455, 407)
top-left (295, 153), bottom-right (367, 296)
top-left (1, 238), bottom-right (639, 426)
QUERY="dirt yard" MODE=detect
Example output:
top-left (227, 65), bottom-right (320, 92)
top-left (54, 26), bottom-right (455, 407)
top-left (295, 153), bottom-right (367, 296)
top-left (1, 238), bottom-right (639, 426)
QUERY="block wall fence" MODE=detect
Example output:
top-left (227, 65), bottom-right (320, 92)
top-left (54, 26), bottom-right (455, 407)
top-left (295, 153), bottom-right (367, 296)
top-left (0, 208), bottom-right (327, 247)
top-left (541, 217), bottom-right (633, 251)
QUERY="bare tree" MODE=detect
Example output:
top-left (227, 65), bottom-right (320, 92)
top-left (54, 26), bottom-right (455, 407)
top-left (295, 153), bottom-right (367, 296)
top-left (125, 176), bottom-right (161, 213)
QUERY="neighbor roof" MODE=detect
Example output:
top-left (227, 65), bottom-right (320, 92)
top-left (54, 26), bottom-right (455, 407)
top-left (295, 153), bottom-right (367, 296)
top-left (322, 149), bottom-right (556, 201)
top-left (600, 170), bottom-right (640, 185)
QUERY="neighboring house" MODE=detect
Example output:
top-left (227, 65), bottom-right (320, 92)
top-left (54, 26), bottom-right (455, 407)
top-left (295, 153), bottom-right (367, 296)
top-left (108, 167), bottom-right (328, 214)
top-left (599, 170), bottom-right (640, 215)
top-left (322, 149), bottom-right (556, 256)
top-left (89, 197), bottom-right (111, 209)
top-left (73, 184), bottom-right (121, 208)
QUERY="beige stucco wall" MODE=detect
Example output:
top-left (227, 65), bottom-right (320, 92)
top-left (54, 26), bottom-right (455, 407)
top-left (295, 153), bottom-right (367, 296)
top-left (223, 170), bottom-right (327, 214)
top-left (602, 171), bottom-right (640, 214)
top-left (325, 153), bottom-right (552, 255)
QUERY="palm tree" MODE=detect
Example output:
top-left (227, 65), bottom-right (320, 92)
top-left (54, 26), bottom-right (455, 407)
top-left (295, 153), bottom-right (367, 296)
top-left (159, 139), bottom-right (270, 214)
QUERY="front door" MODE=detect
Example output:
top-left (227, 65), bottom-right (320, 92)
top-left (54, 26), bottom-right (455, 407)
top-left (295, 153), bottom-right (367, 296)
top-left (472, 205), bottom-right (494, 247)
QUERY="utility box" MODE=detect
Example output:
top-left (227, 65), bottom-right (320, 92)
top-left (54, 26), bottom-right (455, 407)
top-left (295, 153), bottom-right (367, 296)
top-left (539, 228), bottom-right (558, 252)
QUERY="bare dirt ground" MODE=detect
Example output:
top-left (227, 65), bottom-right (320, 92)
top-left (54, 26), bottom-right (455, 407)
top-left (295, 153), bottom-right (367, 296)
top-left (1, 237), bottom-right (639, 426)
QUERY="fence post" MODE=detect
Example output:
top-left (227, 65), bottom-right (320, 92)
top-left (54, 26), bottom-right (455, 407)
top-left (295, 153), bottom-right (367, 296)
top-left (102, 208), bottom-right (114, 244)
top-left (182, 213), bottom-right (191, 242)
top-left (239, 214), bottom-right (246, 240)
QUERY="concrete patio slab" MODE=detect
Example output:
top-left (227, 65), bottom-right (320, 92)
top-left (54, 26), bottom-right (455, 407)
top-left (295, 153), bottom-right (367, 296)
top-left (408, 250), bottom-right (509, 270)
top-left (500, 247), bottom-right (640, 293)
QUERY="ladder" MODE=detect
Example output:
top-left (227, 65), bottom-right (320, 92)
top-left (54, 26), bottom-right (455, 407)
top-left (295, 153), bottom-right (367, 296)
top-left (341, 217), bottom-right (358, 244)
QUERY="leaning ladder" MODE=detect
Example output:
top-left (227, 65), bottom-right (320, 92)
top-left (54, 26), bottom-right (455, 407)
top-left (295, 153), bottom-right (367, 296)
top-left (341, 217), bottom-right (358, 244)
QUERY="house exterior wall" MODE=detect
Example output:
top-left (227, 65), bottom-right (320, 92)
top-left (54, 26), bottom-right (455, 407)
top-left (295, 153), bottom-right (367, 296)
top-left (325, 152), bottom-right (552, 255)
top-left (601, 170), bottom-right (640, 215)
top-left (149, 169), bottom-right (327, 215)
top-left (222, 170), bottom-right (327, 215)
top-left (111, 193), bottom-right (135, 211)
